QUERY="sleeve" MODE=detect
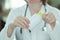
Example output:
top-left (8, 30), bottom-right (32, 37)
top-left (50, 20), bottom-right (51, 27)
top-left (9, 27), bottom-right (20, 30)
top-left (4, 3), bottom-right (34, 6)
top-left (46, 8), bottom-right (60, 40)
top-left (0, 8), bottom-right (22, 40)
top-left (50, 9), bottom-right (60, 40)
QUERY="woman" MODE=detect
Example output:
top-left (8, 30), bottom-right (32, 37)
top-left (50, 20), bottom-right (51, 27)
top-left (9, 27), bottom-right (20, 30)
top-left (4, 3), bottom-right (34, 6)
top-left (0, 0), bottom-right (60, 40)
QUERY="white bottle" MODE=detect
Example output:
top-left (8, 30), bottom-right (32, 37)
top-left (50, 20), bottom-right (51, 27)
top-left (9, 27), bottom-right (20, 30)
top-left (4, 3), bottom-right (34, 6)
top-left (29, 14), bottom-right (42, 30)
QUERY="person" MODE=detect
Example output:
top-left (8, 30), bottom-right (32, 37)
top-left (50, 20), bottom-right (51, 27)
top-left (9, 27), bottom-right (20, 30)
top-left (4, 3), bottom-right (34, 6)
top-left (0, 0), bottom-right (60, 40)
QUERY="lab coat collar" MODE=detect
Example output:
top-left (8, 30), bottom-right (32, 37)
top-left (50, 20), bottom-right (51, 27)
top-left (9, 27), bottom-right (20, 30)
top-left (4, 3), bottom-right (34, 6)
top-left (27, 3), bottom-right (48, 16)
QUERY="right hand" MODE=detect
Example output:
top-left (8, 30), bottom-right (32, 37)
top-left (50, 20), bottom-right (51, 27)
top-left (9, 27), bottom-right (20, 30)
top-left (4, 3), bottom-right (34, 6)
top-left (13, 16), bottom-right (30, 29)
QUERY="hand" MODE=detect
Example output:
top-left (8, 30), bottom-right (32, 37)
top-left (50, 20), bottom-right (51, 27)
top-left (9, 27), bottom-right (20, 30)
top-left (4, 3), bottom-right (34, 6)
top-left (7, 16), bottom-right (30, 38)
top-left (42, 12), bottom-right (56, 30)
top-left (13, 16), bottom-right (30, 29)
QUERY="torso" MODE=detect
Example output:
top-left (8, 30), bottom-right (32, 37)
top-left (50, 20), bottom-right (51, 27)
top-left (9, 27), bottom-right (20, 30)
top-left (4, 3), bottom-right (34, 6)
top-left (15, 4), bottom-right (60, 40)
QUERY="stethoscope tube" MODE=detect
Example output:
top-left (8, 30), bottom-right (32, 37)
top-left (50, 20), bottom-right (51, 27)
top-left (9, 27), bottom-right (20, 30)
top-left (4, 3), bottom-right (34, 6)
top-left (42, 5), bottom-right (47, 31)
top-left (20, 3), bottom-right (47, 40)
top-left (20, 4), bottom-right (31, 40)
top-left (20, 4), bottom-right (29, 34)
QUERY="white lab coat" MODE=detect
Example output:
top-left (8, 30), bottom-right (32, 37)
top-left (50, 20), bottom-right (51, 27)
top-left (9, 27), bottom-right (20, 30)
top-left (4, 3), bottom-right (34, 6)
top-left (0, 4), bottom-right (60, 40)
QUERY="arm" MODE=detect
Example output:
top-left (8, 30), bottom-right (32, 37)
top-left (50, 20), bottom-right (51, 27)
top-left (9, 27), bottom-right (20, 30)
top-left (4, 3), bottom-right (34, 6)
top-left (0, 9), bottom-right (17, 40)
top-left (45, 8), bottom-right (60, 40)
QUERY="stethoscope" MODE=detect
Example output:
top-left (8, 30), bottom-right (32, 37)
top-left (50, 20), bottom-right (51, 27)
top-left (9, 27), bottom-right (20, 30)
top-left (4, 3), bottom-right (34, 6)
top-left (20, 3), bottom-right (47, 40)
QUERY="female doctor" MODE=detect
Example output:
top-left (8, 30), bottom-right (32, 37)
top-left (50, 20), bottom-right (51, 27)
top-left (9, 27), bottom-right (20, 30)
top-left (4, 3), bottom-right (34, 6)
top-left (0, 0), bottom-right (60, 40)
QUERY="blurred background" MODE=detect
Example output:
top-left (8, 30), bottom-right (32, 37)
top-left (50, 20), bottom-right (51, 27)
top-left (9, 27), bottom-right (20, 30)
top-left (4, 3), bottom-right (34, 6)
top-left (0, 0), bottom-right (60, 32)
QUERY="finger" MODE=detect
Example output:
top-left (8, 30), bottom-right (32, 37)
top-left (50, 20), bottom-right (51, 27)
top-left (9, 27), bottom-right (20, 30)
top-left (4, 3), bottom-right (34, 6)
top-left (50, 18), bottom-right (56, 24)
top-left (43, 14), bottom-right (49, 23)
top-left (15, 19), bottom-right (28, 29)
top-left (14, 20), bottom-right (23, 28)
top-left (47, 13), bottom-right (56, 24)
top-left (17, 17), bottom-right (29, 28)
top-left (45, 13), bottom-right (54, 23)
top-left (20, 16), bottom-right (30, 24)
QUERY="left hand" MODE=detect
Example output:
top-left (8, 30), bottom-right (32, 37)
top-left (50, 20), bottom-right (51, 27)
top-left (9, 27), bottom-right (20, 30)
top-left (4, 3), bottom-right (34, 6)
top-left (42, 12), bottom-right (56, 30)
